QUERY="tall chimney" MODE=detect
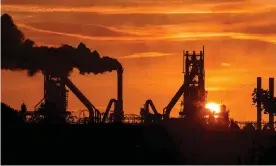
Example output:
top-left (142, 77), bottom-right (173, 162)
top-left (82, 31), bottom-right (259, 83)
top-left (269, 77), bottom-right (274, 129)
top-left (114, 68), bottom-right (124, 123)
top-left (257, 77), bottom-right (262, 131)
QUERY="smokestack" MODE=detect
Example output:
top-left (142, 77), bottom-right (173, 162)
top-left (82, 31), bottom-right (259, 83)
top-left (269, 77), bottom-right (274, 129)
top-left (114, 68), bottom-right (124, 123)
top-left (257, 77), bottom-right (262, 131)
top-left (2, 13), bottom-right (124, 123)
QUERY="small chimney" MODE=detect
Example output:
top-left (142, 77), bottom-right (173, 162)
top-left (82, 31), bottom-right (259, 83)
top-left (114, 68), bottom-right (124, 123)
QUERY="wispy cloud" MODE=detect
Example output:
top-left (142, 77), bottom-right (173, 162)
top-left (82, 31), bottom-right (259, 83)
top-left (207, 76), bottom-right (233, 83)
top-left (17, 23), bottom-right (138, 41)
top-left (120, 52), bottom-right (172, 59)
top-left (2, 3), bottom-right (275, 14)
top-left (221, 63), bottom-right (231, 67)
top-left (206, 87), bottom-right (224, 91)
top-left (1, 0), bottom-right (245, 6)
top-left (17, 23), bottom-right (276, 43)
top-left (26, 22), bottom-right (138, 37)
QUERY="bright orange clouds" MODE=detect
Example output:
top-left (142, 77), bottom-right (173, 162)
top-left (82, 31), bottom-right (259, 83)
top-left (2, 1), bottom-right (276, 14)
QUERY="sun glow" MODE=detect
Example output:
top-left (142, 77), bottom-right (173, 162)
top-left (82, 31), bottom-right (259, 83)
top-left (205, 102), bottom-right (221, 114)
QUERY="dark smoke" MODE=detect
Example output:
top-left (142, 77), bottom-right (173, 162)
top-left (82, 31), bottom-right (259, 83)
top-left (1, 13), bottom-right (122, 77)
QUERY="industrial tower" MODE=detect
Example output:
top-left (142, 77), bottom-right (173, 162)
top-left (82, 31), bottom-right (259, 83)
top-left (37, 68), bottom-right (124, 123)
top-left (43, 72), bottom-right (68, 120)
top-left (179, 46), bottom-right (207, 120)
top-left (143, 46), bottom-right (208, 121)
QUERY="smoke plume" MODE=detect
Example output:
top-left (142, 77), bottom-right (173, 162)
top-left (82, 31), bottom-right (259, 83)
top-left (1, 13), bottom-right (122, 77)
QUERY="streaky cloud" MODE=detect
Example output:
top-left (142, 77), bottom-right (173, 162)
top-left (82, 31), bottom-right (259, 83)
top-left (120, 52), bottom-right (172, 59)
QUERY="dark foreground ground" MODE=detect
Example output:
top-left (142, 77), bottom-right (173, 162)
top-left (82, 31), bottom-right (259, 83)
top-left (2, 123), bottom-right (276, 165)
top-left (2, 124), bottom-right (180, 165)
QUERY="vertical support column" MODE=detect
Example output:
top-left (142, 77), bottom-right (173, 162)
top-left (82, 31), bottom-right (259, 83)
top-left (60, 76), bottom-right (67, 114)
top-left (115, 68), bottom-right (124, 123)
top-left (202, 46), bottom-right (205, 98)
top-left (183, 50), bottom-right (185, 75)
top-left (269, 77), bottom-right (274, 129)
top-left (199, 47), bottom-right (205, 106)
top-left (44, 73), bottom-right (46, 98)
top-left (257, 77), bottom-right (262, 131)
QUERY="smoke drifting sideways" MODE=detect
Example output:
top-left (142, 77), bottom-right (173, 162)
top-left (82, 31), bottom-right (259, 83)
top-left (1, 14), bottom-right (122, 77)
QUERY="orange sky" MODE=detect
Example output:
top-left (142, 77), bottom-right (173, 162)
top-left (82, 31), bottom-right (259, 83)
top-left (1, 0), bottom-right (276, 121)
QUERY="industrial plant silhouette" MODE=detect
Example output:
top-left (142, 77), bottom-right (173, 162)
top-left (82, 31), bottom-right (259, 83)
top-left (1, 13), bottom-right (276, 165)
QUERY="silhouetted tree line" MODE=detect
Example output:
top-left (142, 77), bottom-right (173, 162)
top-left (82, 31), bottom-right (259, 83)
top-left (252, 88), bottom-right (276, 115)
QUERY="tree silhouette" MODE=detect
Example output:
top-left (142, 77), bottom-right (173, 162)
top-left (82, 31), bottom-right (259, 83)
top-left (252, 88), bottom-right (276, 115)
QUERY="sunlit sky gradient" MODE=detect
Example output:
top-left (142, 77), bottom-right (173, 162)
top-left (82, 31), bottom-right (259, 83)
top-left (1, 0), bottom-right (276, 121)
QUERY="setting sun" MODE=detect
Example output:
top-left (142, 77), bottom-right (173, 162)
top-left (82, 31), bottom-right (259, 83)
top-left (205, 102), bottom-right (221, 114)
